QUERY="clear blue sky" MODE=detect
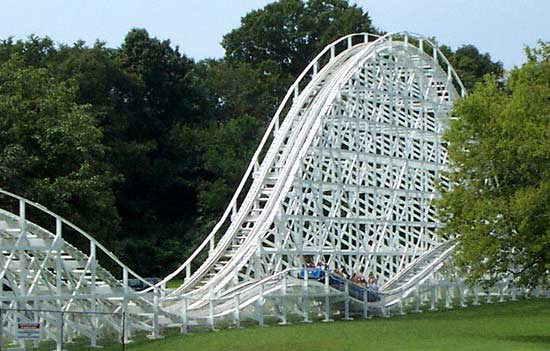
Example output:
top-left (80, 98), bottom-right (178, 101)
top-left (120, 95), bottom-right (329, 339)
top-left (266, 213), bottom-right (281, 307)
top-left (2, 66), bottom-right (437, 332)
top-left (0, 0), bottom-right (548, 69)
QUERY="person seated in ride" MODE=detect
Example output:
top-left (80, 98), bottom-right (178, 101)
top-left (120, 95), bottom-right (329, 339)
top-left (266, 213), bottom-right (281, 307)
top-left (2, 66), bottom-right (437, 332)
top-left (367, 273), bottom-right (380, 301)
top-left (368, 273), bottom-right (378, 287)
top-left (333, 266), bottom-right (347, 279)
top-left (351, 272), bottom-right (362, 284)
top-left (316, 259), bottom-right (328, 270)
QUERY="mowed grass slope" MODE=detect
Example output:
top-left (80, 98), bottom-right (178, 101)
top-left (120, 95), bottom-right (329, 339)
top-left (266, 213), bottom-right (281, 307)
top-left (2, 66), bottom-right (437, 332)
top-left (48, 299), bottom-right (550, 351)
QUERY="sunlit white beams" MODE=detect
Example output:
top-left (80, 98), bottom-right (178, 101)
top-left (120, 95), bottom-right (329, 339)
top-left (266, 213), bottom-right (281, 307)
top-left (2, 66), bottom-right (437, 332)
top-left (261, 42), bottom-right (456, 283)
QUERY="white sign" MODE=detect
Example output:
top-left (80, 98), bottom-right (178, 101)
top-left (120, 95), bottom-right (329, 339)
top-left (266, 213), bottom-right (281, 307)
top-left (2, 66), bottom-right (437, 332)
top-left (16, 322), bottom-right (41, 340)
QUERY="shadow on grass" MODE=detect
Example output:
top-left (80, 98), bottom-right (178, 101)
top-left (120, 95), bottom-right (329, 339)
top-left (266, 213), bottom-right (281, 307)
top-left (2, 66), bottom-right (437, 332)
top-left (501, 335), bottom-right (550, 345)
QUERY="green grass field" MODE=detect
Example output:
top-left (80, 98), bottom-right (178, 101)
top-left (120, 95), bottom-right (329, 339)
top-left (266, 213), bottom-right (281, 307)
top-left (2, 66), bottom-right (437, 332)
top-left (28, 298), bottom-right (550, 351)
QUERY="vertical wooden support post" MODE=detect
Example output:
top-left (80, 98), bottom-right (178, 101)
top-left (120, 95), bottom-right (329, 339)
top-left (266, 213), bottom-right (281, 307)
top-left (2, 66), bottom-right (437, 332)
top-left (90, 241), bottom-right (98, 347)
top-left (122, 267), bottom-right (129, 344)
top-left (153, 287), bottom-right (160, 338)
top-left (234, 295), bottom-right (241, 328)
top-left (18, 199), bottom-right (27, 336)
top-left (208, 286), bottom-right (215, 330)
top-left (257, 285), bottom-right (265, 326)
top-left (362, 290), bottom-right (368, 319)
top-left (498, 284), bottom-right (505, 303)
top-left (323, 294), bottom-right (332, 322)
top-left (180, 297), bottom-right (188, 334)
top-left (185, 265), bottom-right (191, 281)
top-left (56, 217), bottom-right (63, 296)
top-left (472, 286), bottom-right (480, 306)
top-left (414, 287), bottom-right (422, 313)
top-left (398, 289), bottom-right (405, 315)
top-left (0, 307), bottom-right (4, 351)
top-left (430, 284), bottom-right (437, 311)
top-left (209, 238), bottom-right (215, 256)
top-left (323, 273), bottom-right (332, 322)
top-left (381, 294), bottom-right (388, 318)
top-left (302, 271), bottom-right (311, 323)
top-left (56, 311), bottom-right (64, 351)
top-left (280, 275), bottom-right (288, 325)
top-left (445, 285), bottom-right (452, 309)
top-left (343, 281), bottom-right (351, 320)
top-left (458, 283), bottom-right (466, 307)
top-left (486, 287), bottom-right (493, 304)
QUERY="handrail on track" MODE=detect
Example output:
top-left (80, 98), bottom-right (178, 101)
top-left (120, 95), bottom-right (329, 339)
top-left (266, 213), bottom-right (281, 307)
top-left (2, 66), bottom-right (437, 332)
top-left (156, 31), bottom-right (466, 293)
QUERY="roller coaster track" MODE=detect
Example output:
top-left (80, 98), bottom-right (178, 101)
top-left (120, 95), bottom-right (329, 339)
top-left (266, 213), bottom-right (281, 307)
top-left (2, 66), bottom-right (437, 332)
top-left (160, 31), bottom-right (464, 313)
top-left (1, 32), bottom-right (466, 343)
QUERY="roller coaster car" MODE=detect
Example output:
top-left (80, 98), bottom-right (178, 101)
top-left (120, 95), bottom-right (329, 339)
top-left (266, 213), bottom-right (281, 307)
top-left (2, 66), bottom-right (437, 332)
top-left (124, 277), bottom-right (161, 291)
top-left (298, 267), bottom-right (325, 280)
top-left (328, 274), bottom-right (380, 302)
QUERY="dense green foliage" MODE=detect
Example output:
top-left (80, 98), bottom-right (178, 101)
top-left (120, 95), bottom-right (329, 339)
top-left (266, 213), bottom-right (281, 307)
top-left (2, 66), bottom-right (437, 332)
top-left (438, 42), bottom-right (550, 285)
top-left (33, 299), bottom-right (550, 351)
top-left (223, 0), bottom-right (376, 77)
top-left (0, 52), bottom-right (119, 245)
top-left (0, 0), bottom-right (503, 276)
top-left (440, 44), bottom-right (504, 91)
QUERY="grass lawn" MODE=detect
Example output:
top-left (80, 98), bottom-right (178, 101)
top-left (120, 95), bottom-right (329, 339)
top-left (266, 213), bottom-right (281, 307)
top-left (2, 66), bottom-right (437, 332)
top-left (32, 298), bottom-right (550, 351)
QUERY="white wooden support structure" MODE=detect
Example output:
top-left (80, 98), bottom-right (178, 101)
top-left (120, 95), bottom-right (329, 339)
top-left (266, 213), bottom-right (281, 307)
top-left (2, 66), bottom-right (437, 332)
top-left (0, 31), bottom-right (468, 336)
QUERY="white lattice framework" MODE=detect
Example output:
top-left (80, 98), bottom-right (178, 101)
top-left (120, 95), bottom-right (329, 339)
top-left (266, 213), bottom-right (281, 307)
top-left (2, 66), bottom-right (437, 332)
top-left (159, 32), bottom-right (465, 314)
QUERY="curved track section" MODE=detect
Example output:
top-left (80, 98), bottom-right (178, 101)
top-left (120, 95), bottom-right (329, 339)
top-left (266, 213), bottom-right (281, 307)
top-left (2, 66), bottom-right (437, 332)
top-left (0, 189), bottom-right (176, 344)
top-left (161, 32), bottom-right (465, 320)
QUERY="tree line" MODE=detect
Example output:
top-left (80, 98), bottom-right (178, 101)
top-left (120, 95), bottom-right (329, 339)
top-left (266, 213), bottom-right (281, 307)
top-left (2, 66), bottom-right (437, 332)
top-left (0, 0), bottom-right (507, 278)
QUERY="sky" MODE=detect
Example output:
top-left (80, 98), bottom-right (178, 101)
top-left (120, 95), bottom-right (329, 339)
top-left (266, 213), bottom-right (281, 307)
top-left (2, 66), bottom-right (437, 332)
top-left (0, 0), bottom-right (548, 69)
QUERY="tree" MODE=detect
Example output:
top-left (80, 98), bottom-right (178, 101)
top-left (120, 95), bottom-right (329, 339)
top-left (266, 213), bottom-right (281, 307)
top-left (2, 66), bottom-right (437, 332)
top-left (450, 45), bottom-right (504, 91)
top-left (222, 0), bottom-right (376, 77)
top-left (0, 55), bottom-right (119, 246)
top-left (437, 42), bottom-right (550, 286)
